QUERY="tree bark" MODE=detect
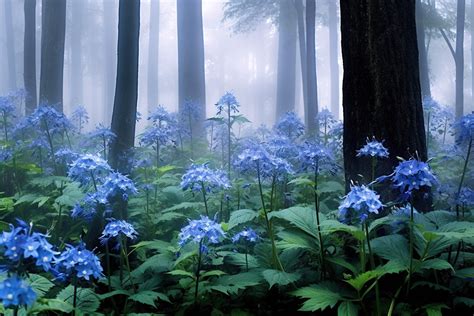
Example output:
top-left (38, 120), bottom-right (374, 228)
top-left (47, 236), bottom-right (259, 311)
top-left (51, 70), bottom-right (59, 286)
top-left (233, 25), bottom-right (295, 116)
top-left (340, 0), bottom-right (429, 210)
top-left (294, 0), bottom-right (307, 117)
top-left (455, 0), bottom-right (465, 118)
top-left (305, 0), bottom-right (318, 133)
top-left (69, 0), bottom-right (84, 106)
top-left (109, 0), bottom-right (140, 173)
top-left (328, 0), bottom-right (339, 118)
top-left (24, 0), bottom-right (37, 114)
top-left (177, 0), bottom-right (206, 137)
top-left (416, 0), bottom-right (431, 99)
top-left (472, 0), bottom-right (474, 105)
top-left (276, 0), bottom-right (297, 121)
top-left (39, 0), bottom-right (66, 112)
top-left (4, 0), bottom-right (17, 90)
top-left (103, 0), bottom-right (118, 125)
top-left (147, 0), bottom-right (160, 110)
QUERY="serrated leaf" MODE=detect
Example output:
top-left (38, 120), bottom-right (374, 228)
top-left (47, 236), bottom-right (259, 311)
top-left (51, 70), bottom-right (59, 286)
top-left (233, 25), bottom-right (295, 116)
top-left (27, 274), bottom-right (54, 296)
top-left (338, 301), bottom-right (358, 316)
top-left (320, 220), bottom-right (364, 240)
top-left (30, 298), bottom-right (74, 314)
top-left (371, 234), bottom-right (409, 265)
top-left (201, 270), bottom-right (226, 278)
top-left (262, 269), bottom-right (301, 288)
top-left (292, 284), bottom-right (342, 312)
top-left (288, 177), bottom-right (314, 187)
top-left (128, 290), bottom-right (163, 308)
top-left (228, 209), bottom-right (258, 229)
top-left (317, 181), bottom-right (344, 194)
top-left (345, 270), bottom-right (380, 291)
top-left (167, 269), bottom-right (195, 278)
top-left (56, 286), bottom-right (100, 313)
top-left (419, 259), bottom-right (454, 272)
top-left (270, 206), bottom-right (320, 239)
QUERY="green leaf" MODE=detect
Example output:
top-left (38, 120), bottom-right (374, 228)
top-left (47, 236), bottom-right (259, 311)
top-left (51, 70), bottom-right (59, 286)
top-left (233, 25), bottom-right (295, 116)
top-left (155, 211), bottom-right (186, 223)
top-left (27, 274), bottom-right (54, 297)
top-left (98, 289), bottom-right (130, 300)
top-left (161, 202), bottom-right (203, 213)
top-left (345, 270), bottom-right (380, 291)
top-left (317, 181), bottom-right (345, 194)
top-left (211, 271), bottom-right (263, 295)
top-left (262, 269), bottom-right (301, 288)
top-left (325, 256), bottom-right (358, 275)
top-left (371, 235), bottom-right (409, 265)
top-left (167, 269), bottom-right (195, 278)
top-left (30, 298), bottom-right (74, 314)
top-left (424, 304), bottom-right (449, 316)
top-left (270, 206), bottom-right (320, 239)
top-left (128, 290), bottom-right (163, 308)
top-left (419, 259), bottom-right (454, 272)
top-left (56, 286), bottom-right (100, 313)
top-left (454, 267), bottom-right (474, 279)
top-left (338, 301), bottom-right (358, 316)
top-left (277, 230), bottom-right (319, 252)
top-left (200, 270), bottom-right (226, 278)
top-left (228, 209), bottom-right (259, 229)
top-left (288, 177), bottom-right (314, 187)
top-left (454, 296), bottom-right (474, 307)
top-left (320, 220), bottom-right (364, 240)
top-left (292, 284), bottom-right (342, 312)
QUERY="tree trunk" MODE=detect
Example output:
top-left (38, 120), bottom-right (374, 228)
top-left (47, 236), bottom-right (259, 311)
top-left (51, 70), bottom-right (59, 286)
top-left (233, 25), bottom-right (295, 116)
top-left (328, 0), bottom-right (339, 118)
top-left (455, 0), bottom-right (465, 118)
top-left (4, 0), bottom-right (17, 90)
top-left (103, 0), bottom-right (118, 125)
top-left (24, 0), bottom-right (37, 114)
top-left (295, 0), bottom-right (307, 117)
top-left (39, 0), bottom-right (66, 112)
top-left (69, 0), bottom-right (84, 106)
top-left (340, 0), bottom-right (429, 210)
top-left (147, 0), bottom-right (160, 110)
top-left (305, 0), bottom-right (318, 133)
top-left (177, 0), bottom-right (206, 137)
top-left (472, 0), bottom-right (474, 105)
top-left (109, 0), bottom-right (140, 173)
top-left (275, 0), bottom-right (297, 121)
top-left (416, 0), bottom-right (431, 99)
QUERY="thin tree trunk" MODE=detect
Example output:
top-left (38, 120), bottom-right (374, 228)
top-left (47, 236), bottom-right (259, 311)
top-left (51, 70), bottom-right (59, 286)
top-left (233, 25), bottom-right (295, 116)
top-left (147, 0), bottom-right (160, 110)
top-left (24, 0), bottom-right (37, 114)
top-left (416, 0), bottom-right (431, 98)
top-left (69, 0), bottom-right (84, 106)
top-left (306, 0), bottom-right (318, 133)
top-left (109, 0), bottom-right (140, 173)
top-left (39, 0), bottom-right (66, 112)
top-left (4, 0), bottom-right (17, 90)
top-left (328, 0), bottom-right (339, 118)
top-left (455, 0), bottom-right (465, 118)
top-left (103, 0), bottom-right (118, 125)
top-left (295, 0), bottom-right (307, 116)
top-left (340, 0), bottom-right (429, 211)
top-left (276, 0), bottom-right (297, 121)
top-left (177, 0), bottom-right (206, 138)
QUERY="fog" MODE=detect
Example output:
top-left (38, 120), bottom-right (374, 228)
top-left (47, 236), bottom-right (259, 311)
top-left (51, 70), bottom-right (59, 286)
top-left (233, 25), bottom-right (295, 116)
top-left (0, 0), bottom-right (473, 131)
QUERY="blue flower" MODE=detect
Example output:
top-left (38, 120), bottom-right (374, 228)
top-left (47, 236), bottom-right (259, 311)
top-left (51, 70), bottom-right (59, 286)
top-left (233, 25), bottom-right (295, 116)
top-left (71, 105), bottom-right (89, 131)
top-left (274, 112), bottom-right (305, 139)
top-left (0, 96), bottom-right (16, 113)
top-left (181, 163), bottom-right (231, 193)
top-left (100, 172), bottom-right (138, 201)
top-left (453, 112), bottom-right (474, 146)
top-left (232, 228), bottom-right (259, 244)
top-left (30, 105), bottom-right (73, 135)
top-left (0, 275), bottom-right (37, 308)
top-left (391, 159), bottom-right (437, 194)
top-left (68, 154), bottom-right (112, 187)
top-left (456, 187), bottom-right (474, 207)
top-left (338, 185), bottom-right (383, 224)
top-left (216, 92), bottom-right (240, 115)
top-left (139, 125), bottom-right (173, 148)
top-left (54, 243), bottom-right (103, 281)
top-left (299, 142), bottom-right (336, 174)
top-left (356, 137), bottom-right (389, 158)
top-left (100, 219), bottom-right (138, 247)
top-left (149, 105), bottom-right (172, 124)
top-left (0, 147), bottom-right (13, 163)
top-left (178, 216), bottom-right (225, 248)
top-left (54, 148), bottom-right (79, 164)
top-left (87, 124), bottom-right (117, 143)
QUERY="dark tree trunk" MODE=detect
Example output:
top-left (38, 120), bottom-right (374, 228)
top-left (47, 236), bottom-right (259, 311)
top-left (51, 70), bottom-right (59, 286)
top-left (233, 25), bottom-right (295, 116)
top-left (69, 0), bottom-right (84, 106)
top-left (177, 0), bottom-right (206, 137)
top-left (416, 0), bottom-right (431, 99)
top-left (295, 0), bottom-right (307, 117)
top-left (103, 0), bottom-right (118, 125)
top-left (4, 0), bottom-right (17, 90)
top-left (340, 0), bottom-right (429, 210)
top-left (328, 0), bottom-right (339, 118)
top-left (472, 0), bottom-right (474, 104)
top-left (147, 0), bottom-right (160, 110)
top-left (305, 0), bottom-right (318, 133)
top-left (24, 0), bottom-right (37, 114)
top-left (39, 0), bottom-right (66, 112)
top-left (276, 0), bottom-right (297, 121)
top-left (455, 0), bottom-right (465, 118)
top-left (109, 0), bottom-right (140, 173)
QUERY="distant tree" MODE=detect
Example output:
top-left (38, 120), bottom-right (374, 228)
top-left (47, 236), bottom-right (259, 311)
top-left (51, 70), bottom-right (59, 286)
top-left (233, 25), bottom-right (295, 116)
top-left (4, 0), bottom-right (17, 91)
top-left (24, 0), bottom-right (37, 114)
top-left (177, 0), bottom-right (206, 138)
top-left (69, 0), bottom-right (84, 106)
top-left (148, 0), bottom-right (160, 110)
top-left (39, 0), bottom-right (66, 112)
top-left (109, 0), bottom-right (140, 173)
top-left (294, 0), bottom-right (307, 117)
top-left (305, 0), bottom-right (318, 133)
top-left (416, 0), bottom-right (432, 98)
top-left (102, 0), bottom-right (118, 124)
top-left (328, 0), bottom-right (339, 118)
top-left (340, 0), bottom-right (429, 210)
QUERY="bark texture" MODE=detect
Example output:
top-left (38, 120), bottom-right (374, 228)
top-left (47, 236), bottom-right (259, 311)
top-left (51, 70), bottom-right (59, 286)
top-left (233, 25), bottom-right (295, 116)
top-left (4, 0), bottom-right (17, 90)
top-left (416, 0), bottom-right (431, 98)
top-left (305, 0), bottom-right (318, 133)
top-left (24, 0), bottom-right (37, 114)
top-left (328, 0), bottom-right (340, 118)
top-left (455, 0), bottom-right (465, 118)
top-left (147, 0), bottom-right (160, 110)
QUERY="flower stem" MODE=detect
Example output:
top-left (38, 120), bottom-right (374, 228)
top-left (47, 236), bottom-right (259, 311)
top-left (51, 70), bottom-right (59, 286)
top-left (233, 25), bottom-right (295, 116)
top-left (365, 222), bottom-right (381, 316)
top-left (201, 182), bottom-right (209, 216)
top-left (407, 201), bottom-right (415, 294)
top-left (194, 240), bottom-right (203, 305)
top-left (314, 169), bottom-right (325, 278)
top-left (455, 138), bottom-right (472, 220)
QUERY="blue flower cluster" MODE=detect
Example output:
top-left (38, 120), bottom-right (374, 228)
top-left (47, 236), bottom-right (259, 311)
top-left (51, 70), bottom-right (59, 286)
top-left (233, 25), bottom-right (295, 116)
top-left (453, 113), bottom-right (474, 146)
top-left (54, 243), bottom-right (103, 281)
top-left (0, 147), bottom-right (13, 163)
top-left (391, 159), bottom-right (437, 194)
top-left (338, 185), bottom-right (383, 223)
top-left (100, 172), bottom-right (138, 201)
top-left (140, 125), bottom-right (173, 148)
top-left (0, 223), bottom-right (58, 272)
top-left (0, 275), bottom-right (37, 308)
top-left (71, 105), bottom-right (89, 131)
top-left (274, 112), bottom-right (305, 139)
top-left (149, 105), bottom-right (172, 124)
top-left (216, 92), bottom-right (240, 115)
top-left (100, 219), bottom-right (138, 247)
top-left (457, 187), bottom-right (474, 207)
top-left (68, 154), bottom-right (112, 187)
top-left (178, 216), bottom-right (225, 248)
top-left (181, 163), bottom-right (231, 193)
top-left (87, 124), bottom-right (117, 144)
top-left (356, 137), bottom-right (389, 158)
top-left (232, 228), bottom-right (259, 244)
top-left (299, 142), bottom-right (336, 174)
top-left (0, 96), bottom-right (16, 114)
top-left (30, 105), bottom-right (73, 136)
